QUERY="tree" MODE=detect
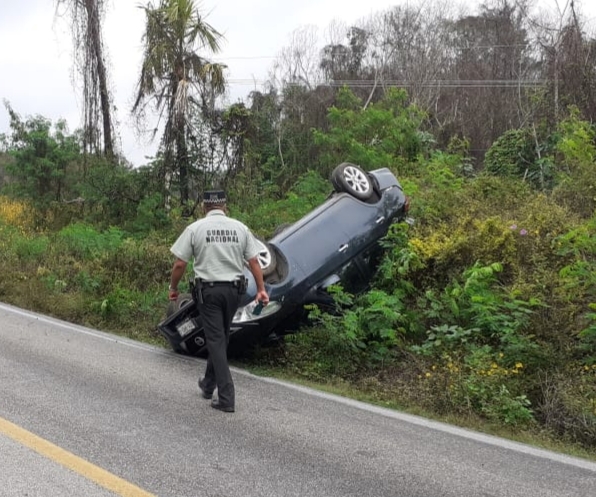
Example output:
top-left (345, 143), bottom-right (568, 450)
top-left (438, 0), bottom-right (536, 161)
top-left (361, 2), bottom-right (457, 111)
top-left (320, 27), bottom-right (370, 82)
top-left (537, 8), bottom-right (596, 122)
top-left (268, 26), bottom-right (338, 188)
top-left (132, 0), bottom-right (226, 213)
top-left (313, 87), bottom-right (427, 178)
top-left (270, 26), bottom-right (322, 91)
top-left (55, 0), bottom-right (115, 160)
top-left (1, 102), bottom-right (80, 210)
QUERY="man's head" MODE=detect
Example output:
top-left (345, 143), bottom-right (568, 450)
top-left (202, 189), bottom-right (227, 213)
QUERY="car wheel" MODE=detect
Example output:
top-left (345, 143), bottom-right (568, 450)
top-left (254, 238), bottom-right (277, 276)
top-left (166, 293), bottom-right (194, 318)
top-left (331, 163), bottom-right (373, 201)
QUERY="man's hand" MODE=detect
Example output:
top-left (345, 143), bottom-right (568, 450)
top-left (255, 290), bottom-right (269, 306)
top-left (168, 288), bottom-right (180, 301)
top-left (247, 257), bottom-right (269, 306)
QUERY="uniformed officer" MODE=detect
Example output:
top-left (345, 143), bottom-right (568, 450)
top-left (168, 190), bottom-right (269, 413)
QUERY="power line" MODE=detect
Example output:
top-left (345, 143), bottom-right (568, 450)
top-left (212, 43), bottom-right (549, 61)
top-left (321, 79), bottom-right (547, 88)
top-left (226, 78), bottom-right (547, 88)
top-left (211, 43), bottom-right (553, 64)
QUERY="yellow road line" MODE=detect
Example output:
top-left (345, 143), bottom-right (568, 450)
top-left (0, 416), bottom-right (156, 497)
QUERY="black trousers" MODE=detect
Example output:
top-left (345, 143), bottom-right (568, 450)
top-left (197, 285), bottom-right (240, 406)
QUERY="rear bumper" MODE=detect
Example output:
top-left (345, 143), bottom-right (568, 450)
top-left (157, 300), bottom-right (207, 355)
top-left (157, 300), bottom-right (271, 356)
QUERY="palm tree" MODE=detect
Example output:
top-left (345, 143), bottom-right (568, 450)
top-left (133, 0), bottom-right (226, 211)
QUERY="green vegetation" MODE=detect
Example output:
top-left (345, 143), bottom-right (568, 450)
top-left (4, 0), bottom-right (596, 457)
top-left (1, 86), bottom-right (595, 458)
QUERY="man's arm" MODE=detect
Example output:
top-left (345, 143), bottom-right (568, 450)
top-left (168, 258), bottom-right (188, 301)
top-left (247, 257), bottom-right (269, 304)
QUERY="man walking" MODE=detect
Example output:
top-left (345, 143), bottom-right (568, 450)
top-left (168, 190), bottom-right (269, 413)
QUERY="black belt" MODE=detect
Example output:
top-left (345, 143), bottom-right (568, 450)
top-left (201, 280), bottom-right (239, 287)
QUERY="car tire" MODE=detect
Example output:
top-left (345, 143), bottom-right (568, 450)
top-left (253, 237), bottom-right (277, 277)
top-left (331, 163), bottom-right (373, 201)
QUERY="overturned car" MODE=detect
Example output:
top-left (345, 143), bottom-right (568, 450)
top-left (157, 163), bottom-right (410, 356)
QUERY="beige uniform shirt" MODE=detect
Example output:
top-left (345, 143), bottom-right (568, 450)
top-left (170, 210), bottom-right (259, 281)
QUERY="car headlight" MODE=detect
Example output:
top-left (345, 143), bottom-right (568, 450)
top-left (233, 300), bottom-right (282, 323)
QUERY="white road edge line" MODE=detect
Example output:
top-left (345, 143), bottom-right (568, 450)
top-left (2, 301), bottom-right (595, 472)
top-left (249, 374), bottom-right (596, 472)
top-left (0, 302), bottom-right (165, 355)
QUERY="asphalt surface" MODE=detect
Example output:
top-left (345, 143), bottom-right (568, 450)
top-left (0, 302), bottom-right (595, 497)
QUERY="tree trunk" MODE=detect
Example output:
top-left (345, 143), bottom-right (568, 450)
top-left (177, 129), bottom-right (189, 212)
top-left (84, 0), bottom-right (114, 160)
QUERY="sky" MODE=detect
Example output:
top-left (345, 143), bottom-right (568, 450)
top-left (0, 0), bottom-right (595, 167)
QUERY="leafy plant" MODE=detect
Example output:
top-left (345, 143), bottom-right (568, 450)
top-left (0, 196), bottom-right (35, 232)
top-left (341, 289), bottom-right (408, 360)
top-left (1, 106), bottom-right (80, 214)
top-left (313, 87), bottom-right (427, 178)
top-left (56, 223), bottom-right (125, 260)
top-left (409, 262), bottom-right (541, 364)
top-left (551, 108), bottom-right (596, 218)
top-left (14, 235), bottom-right (50, 261)
top-left (484, 128), bottom-right (554, 190)
top-left (555, 217), bottom-right (596, 361)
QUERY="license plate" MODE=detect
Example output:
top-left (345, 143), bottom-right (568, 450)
top-left (177, 319), bottom-right (195, 337)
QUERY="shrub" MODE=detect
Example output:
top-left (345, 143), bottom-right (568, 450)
top-left (0, 196), bottom-right (35, 231)
top-left (537, 369), bottom-right (596, 447)
top-left (56, 223), bottom-right (125, 260)
top-left (340, 289), bottom-right (409, 362)
top-left (99, 237), bottom-right (172, 290)
top-left (126, 193), bottom-right (171, 234)
top-left (89, 285), bottom-right (164, 339)
top-left (14, 235), bottom-right (49, 261)
top-left (554, 216), bottom-right (596, 362)
top-left (550, 108), bottom-right (596, 218)
top-left (484, 128), bottom-right (554, 190)
top-left (406, 347), bottom-right (535, 426)
top-left (313, 87), bottom-right (427, 179)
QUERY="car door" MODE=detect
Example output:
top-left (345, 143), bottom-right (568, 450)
top-left (274, 196), bottom-right (354, 285)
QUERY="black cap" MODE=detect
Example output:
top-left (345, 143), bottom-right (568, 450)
top-left (203, 190), bottom-right (226, 204)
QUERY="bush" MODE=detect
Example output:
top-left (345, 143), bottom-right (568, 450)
top-left (14, 235), bottom-right (49, 261)
top-left (56, 223), bottom-right (125, 260)
top-left (537, 370), bottom-right (596, 446)
top-left (484, 128), bottom-right (554, 190)
top-left (550, 108), bottom-right (596, 218)
top-left (414, 348), bottom-right (535, 426)
top-left (0, 196), bottom-right (35, 231)
top-left (99, 236), bottom-right (172, 290)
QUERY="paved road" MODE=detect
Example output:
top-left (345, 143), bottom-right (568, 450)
top-left (0, 302), bottom-right (595, 497)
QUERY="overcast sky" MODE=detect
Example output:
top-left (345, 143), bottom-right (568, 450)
top-left (0, 0), bottom-right (595, 166)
